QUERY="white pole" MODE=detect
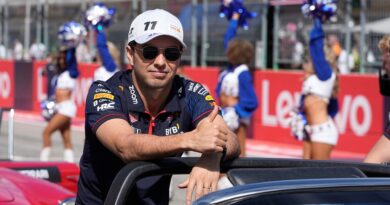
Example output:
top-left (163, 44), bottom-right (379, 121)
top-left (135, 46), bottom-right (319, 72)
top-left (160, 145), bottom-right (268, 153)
top-left (260, 0), bottom-right (269, 69)
top-left (191, 0), bottom-right (197, 67)
top-left (7, 108), bottom-right (14, 160)
top-left (272, 5), bottom-right (280, 70)
top-left (36, 0), bottom-right (42, 44)
top-left (43, 0), bottom-right (48, 52)
top-left (201, 0), bottom-right (208, 67)
top-left (359, 0), bottom-right (366, 73)
top-left (3, 0), bottom-right (7, 58)
top-left (24, 0), bottom-right (31, 60)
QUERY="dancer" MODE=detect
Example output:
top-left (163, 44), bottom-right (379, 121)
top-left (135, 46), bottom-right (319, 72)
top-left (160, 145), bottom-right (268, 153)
top-left (40, 47), bottom-right (78, 162)
top-left (290, 16), bottom-right (339, 160)
top-left (40, 22), bottom-right (85, 162)
top-left (217, 4), bottom-right (258, 157)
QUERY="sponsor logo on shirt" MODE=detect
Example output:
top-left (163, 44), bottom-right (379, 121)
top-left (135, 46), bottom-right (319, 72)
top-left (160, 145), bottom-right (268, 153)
top-left (93, 93), bottom-right (114, 100)
top-left (96, 102), bottom-right (115, 111)
top-left (188, 83), bottom-right (208, 96)
top-left (128, 85), bottom-right (138, 104)
top-left (165, 123), bottom-right (180, 135)
top-left (205, 95), bottom-right (214, 101)
top-left (95, 88), bottom-right (111, 93)
top-left (133, 127), bottom-right (142, 134)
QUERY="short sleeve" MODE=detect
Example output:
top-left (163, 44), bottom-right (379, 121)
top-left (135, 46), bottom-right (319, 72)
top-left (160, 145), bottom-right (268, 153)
top-left (85, 81), bottom-right (128, 134)
top-left (185, 81), bottom-right (219, 126)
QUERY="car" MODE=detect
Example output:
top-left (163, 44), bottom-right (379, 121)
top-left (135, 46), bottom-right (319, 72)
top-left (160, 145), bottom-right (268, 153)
top-left (0, 108), bottom-right (79, 204)
top-left (0, 167), bottom-right (76, 205)
top-left (0, 160), bottom-right (79, 193)
top-left (104, 157), bottom-right (390, 205)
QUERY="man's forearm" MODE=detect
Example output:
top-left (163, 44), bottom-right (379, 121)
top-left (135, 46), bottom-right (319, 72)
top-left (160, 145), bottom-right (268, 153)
top-left (119, 134), bottom-right (187, 162)
top-left (224, 129), bottom-right (241, 160)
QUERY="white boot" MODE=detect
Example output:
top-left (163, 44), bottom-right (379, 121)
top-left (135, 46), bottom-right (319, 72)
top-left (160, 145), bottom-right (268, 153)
top-left (63, 149), bottom-right (74, 163)
top-left (40, 147), bottom-right (51, 161)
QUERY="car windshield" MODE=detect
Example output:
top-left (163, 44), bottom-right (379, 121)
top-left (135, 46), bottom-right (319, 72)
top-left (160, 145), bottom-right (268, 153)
top-left (229, 190), bottom-right (390, 205)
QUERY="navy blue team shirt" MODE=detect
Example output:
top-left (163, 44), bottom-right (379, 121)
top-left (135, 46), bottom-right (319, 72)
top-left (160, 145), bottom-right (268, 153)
top-left (76, 70), bottom-right (217, 204)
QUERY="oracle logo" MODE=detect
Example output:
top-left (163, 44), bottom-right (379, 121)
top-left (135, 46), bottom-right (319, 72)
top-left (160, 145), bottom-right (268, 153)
top-left (0, 71), bottom-right (11, 98)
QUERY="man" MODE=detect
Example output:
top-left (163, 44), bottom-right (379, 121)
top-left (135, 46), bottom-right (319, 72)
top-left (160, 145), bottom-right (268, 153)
top-left (76, 9), bottom-right (240, 205)
top-left (364, 35), bottom-right (390, 164)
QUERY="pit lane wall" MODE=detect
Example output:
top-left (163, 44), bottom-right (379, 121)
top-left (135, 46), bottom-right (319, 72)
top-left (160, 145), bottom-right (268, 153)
top-left (0, 61), bottom-right (384, 156)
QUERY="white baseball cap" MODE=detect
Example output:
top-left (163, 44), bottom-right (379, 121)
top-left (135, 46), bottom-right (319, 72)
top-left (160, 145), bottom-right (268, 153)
top-left (127, 9), bottom-right (186, 48)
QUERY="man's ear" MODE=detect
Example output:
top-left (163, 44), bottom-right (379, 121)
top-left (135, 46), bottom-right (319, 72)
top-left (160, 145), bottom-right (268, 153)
top-left (126, 46), bottom-right (134, 66)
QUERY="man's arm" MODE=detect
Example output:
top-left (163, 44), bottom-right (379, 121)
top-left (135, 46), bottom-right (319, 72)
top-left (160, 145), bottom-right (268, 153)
top-left (95, 106), bottom-right (234, 162)
top-left (364, 135), bottom-right (390, 164)
top-left (177, 106), bottom-right (240, 205)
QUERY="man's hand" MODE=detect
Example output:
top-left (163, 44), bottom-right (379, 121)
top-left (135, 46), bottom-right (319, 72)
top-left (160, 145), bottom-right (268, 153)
top-left (178, 154), bottom-right (221, 205)
top-left (188, 106), bottom-right (228, 153)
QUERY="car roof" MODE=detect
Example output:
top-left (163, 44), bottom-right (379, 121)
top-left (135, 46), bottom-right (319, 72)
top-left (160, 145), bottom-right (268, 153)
top-left (104, 157), bottom-right (390, 205)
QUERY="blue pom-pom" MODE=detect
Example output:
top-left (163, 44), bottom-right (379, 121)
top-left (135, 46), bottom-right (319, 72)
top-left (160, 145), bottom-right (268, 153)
top-left (85, 2), bottom-right (116, 29)
top-left (219, 0), bottom-right (256, 29)
top-left (58, 21), bottom-right (87, 49)
top-left (301, 0), bottom-right (337, 22)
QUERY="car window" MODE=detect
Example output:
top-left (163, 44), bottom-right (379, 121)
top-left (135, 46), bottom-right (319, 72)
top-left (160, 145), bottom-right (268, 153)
top-left (229, 190), bottom-right (390, 205)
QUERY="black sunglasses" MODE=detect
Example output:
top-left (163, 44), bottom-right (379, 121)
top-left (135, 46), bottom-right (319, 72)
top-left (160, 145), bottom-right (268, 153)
top-left (132, 45), bottom-right (182, 61)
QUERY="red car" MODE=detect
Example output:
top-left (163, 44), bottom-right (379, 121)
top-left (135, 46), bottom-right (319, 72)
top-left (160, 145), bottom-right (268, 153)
top-left (0, 108), bottom-right (80, 204)
top-left (0, 161), bottom-right (79, 194)
top-left (0, 167), bottom-right (76, 204)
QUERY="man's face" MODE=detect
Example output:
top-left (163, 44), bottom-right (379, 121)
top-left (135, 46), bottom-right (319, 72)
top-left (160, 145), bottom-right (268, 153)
top-left (127, 36), bottom-right (182, 90)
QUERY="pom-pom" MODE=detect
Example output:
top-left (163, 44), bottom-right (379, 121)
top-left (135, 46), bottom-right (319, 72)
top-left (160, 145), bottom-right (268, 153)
top-left (40, 99), bottom-right (57, 121)
top-left (58, 21), bottom-right (87, 49)
top-left (301, 0), bottom-right (337, 22)
top-left (219, 0), bottom-right (257, 30)
top-left (85, 2), bottom-right (116, 30)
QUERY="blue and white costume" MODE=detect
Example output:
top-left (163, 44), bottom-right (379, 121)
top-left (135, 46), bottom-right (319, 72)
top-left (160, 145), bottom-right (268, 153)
top-left (55, 48), bottom-right (79, 118)
top-left (216, 64), bottom-right (258, 130)
top-left (94, 30), bottom-right (118, 81)
top-left (294, 18), bottom-right (339, 145)
top-left (217, 15), bottom-right (258, 130)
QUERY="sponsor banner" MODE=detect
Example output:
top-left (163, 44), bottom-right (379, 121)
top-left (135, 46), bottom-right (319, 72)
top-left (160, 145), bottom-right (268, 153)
top-left (0, 60), bottom-right (14, 108)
